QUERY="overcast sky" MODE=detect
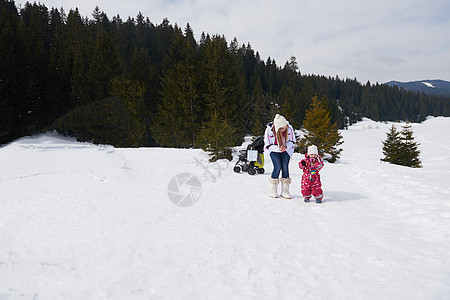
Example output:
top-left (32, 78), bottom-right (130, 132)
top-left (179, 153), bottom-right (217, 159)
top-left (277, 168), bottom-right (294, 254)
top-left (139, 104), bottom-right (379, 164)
top-left (19, 0), bottom-right (450, 84)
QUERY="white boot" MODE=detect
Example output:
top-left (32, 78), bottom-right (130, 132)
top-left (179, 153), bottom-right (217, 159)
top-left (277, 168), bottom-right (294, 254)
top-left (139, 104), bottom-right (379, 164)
top-left (269, 178), bottom-right (279, 198)
top-left (280, 177), bottom-right (292, 199)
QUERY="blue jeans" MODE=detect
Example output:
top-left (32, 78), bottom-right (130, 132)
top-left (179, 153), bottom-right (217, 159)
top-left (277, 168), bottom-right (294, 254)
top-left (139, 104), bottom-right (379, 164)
top-left (270, 151), bottom-right (290, 179)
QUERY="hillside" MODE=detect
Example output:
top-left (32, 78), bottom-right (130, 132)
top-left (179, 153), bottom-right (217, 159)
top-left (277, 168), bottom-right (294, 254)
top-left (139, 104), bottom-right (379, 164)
top-left (2, 2), bottom-right (450, 147)
top-left (386, 79), bottom-right (450, 96)
top-left (1, 118), bottom-right (450, 299)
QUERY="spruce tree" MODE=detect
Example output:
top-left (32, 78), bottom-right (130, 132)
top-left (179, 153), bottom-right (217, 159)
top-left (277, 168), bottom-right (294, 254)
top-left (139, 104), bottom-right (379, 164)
top-left (86, 28), bottom-right (123, 101)
top-left (297, 77), bottom-right (314, 128)
top-left (129, 47), bottom-right (158, 136)
top-left (197, 35), bottom-right (243, 160)
top-left (53, 96), bottom-right (142, 147)
top-left (381, 124), bottom-right (402, 164)
top-left (17, 2), bottom-right (50, 132)
top-left (0, 0), bottom-right (22, 143)
top-left (151, 31), bottom-right (199, 148)
top-left (46, 8), bottom-right (72, 120)
top-left (298, 95), bottom-right (344, 162)
top-left (109, 74), bottom-right (146, 146)
top-left (277, 83), bottom-right (295, 122)
top-left (381, 123), bottom-right (422, 168)
top-left (250, 77), bottom-right (269, 137)
top-left (197, 111), bottom-right (236, 161)
top-left (399, 123), bottom-right (422, 168)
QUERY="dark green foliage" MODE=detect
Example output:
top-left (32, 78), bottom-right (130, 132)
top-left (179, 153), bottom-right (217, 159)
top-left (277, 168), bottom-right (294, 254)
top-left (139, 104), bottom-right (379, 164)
top-left (197, 35), bottom-right (244, 160)
top-left (1, 0), bottom-right (450, 149)
top-left (53, 96), bottom-right (143, 147)
top-left (399, 123), bottom-right (422, 168)
top-left (298, 95), bottom-right (344, 163)
top-left (197, 112), bottom-right (236, 162)
top-left (71, 28), bottom-right (123, 104)
top-left (150, 30), bottom-right (199, 148)
top-left (18, 2), bottom-right (50, 127)
top-left (0, 0), bottom-right (21, 143)
top-left (249, 77), bottom-right (270, 137)
top-left (381, 123), bottom-right (422, 168)
top-left (109, 74), bottom-right (146, 145)
top-left (381, 125), bottom-right (402, 164)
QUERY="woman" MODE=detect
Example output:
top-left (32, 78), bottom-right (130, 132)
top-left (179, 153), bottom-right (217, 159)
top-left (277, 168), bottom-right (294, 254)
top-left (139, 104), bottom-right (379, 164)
top-left (264, 114), bottom-right (296, 198)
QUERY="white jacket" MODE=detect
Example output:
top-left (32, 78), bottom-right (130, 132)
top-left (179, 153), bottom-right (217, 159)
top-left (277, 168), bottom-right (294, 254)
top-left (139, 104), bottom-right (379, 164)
top-left (264, 122), bottom-right (296, 157)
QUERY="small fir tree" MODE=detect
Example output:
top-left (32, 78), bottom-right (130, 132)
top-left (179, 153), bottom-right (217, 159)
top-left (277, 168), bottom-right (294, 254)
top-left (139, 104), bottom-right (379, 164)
top-left (197, 112), bottom-right (236, 162)
top-left (298, 95), bottom-right (344, 162)
top-left (399, 123), bottom-right (422, 168)
top-left (381, 123), bottom-right (422, 168)
top-left (381, 124), bottom-right (402, 164)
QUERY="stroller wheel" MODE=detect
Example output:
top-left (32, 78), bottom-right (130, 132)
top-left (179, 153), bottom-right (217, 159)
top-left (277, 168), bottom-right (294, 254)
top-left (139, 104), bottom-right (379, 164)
top-left (247, 168), bottom-right (256, 175)
top-left (233, 165), bottom-right (242, 173)
top-left (257, 168), bottom-right (265, 174)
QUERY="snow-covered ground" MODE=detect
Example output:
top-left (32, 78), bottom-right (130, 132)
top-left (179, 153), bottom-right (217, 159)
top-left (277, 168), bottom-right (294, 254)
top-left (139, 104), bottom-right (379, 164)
top-left (422, 82), bottom-right (435, 88)
top-left (1, 117), bottom-right (449, 300)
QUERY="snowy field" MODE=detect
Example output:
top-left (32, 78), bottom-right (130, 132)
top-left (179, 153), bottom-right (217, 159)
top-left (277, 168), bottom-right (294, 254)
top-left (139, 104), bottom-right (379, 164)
top-left (1, 117), bottom-right (450, 299)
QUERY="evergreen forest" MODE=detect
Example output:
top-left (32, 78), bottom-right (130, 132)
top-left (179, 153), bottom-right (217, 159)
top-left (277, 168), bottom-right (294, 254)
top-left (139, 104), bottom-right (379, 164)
top-left (1, 0), bottom-right (450, 148)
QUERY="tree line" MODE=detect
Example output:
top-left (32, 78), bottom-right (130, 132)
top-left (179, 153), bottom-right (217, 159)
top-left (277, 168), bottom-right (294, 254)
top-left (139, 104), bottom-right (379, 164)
top-left (1, 1), bottom-right (450, 154)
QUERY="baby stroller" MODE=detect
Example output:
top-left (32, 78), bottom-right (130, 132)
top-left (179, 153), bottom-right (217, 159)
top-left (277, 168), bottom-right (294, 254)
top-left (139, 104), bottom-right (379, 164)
top-left (233, 136), bottom-right (265, 175)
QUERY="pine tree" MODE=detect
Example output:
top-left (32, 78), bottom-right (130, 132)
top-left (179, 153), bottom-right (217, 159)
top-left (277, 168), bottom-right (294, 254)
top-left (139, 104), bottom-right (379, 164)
top-left (17, 2), bottom-right (50, 132)
top-left (398, 123), bottom-right (422, 168)
top-left (296, 77), bottom-right (314, 128)
top-left (86, 28), bottom-right (123, 101)
top-left (197, 35), bottom-right (243, 160)
top-left (381, 123), bottom-right (422, 168)
top-left (150, 31), bottom-right (199, 148)
top-left (250, 77), bottom-right (269, 137)
top-left (53, 96), bottom-right (142, 147)
top-left (298, 94), bottom-right (344, 162)
top-left (360, 81), bottom-right (373, 116)
top-left (68, 9), bottom-right (92, 107)
top-left (129, 47), bottom-right (158, 132)
top-left (46, 8), bottom-right (72, 120)
top-left (196, 111), bottom-right (236, 162)
top-left (0, 0), bottom-right (23, 143)
top-left (109, 74), bottom-right (146, 146)
top-left (381, 124), bottom-right (402, 164)
top-left (277, 83), bottom-right (295, 122)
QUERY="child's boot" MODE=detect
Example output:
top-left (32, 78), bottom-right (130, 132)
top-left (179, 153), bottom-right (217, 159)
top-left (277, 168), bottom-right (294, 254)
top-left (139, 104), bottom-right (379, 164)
top-left (280, 177), bottom-right (292, 199)
top-left (269, 178), bottom-right (279, 198)
top-left (304, 197), bottom-right (311, 203)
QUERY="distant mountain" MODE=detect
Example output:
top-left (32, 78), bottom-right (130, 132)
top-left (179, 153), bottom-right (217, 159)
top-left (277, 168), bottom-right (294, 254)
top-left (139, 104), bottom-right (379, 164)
top-left (385, 80), bottom-right (450, 96)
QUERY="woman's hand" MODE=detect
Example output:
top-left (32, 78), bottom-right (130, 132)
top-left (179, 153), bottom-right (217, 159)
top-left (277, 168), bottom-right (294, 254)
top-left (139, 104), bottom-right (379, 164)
top-left (279, 144), bottom-right (287, 152)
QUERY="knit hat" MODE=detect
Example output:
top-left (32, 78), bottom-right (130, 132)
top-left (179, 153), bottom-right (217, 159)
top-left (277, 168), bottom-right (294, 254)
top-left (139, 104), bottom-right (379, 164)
top-left (273, 114), bottom-right (288, 133)
top-left (307, 145), bottom-right (318, 155)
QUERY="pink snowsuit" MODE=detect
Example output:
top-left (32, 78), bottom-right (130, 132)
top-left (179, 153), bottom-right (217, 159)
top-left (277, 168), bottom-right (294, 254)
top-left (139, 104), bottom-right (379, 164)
top-left (299, 154), bottom-right (324, 201)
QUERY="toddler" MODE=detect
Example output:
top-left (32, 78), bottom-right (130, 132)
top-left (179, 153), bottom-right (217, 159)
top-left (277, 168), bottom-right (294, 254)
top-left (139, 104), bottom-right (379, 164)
top-left (299, 145), bottom-right (324, 203)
